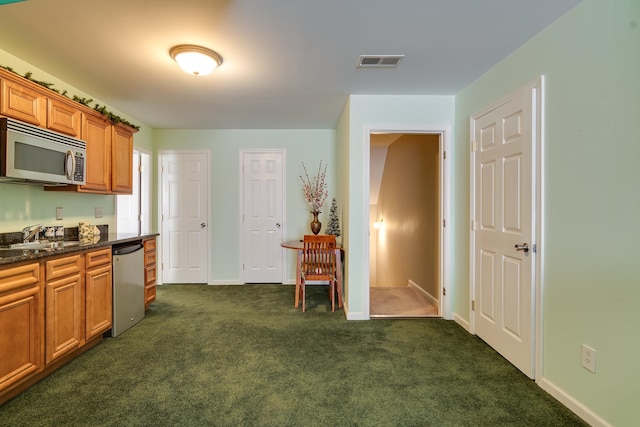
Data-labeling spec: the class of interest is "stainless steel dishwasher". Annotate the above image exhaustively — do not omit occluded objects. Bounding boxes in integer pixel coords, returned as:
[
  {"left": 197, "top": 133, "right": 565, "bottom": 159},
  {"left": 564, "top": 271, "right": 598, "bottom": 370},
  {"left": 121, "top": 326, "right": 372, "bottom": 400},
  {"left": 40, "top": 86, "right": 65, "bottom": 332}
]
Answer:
[{"left": 111, "top": 241, "right": 145, "bottom": 337}]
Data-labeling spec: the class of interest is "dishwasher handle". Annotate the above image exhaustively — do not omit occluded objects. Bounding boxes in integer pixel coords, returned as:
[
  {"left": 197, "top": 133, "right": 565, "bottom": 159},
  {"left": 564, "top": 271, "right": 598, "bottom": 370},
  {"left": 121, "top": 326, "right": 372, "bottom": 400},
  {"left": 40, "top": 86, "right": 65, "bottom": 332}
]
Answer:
[{"left": 112, "top": 242, "right": 144, "bottom": 256}]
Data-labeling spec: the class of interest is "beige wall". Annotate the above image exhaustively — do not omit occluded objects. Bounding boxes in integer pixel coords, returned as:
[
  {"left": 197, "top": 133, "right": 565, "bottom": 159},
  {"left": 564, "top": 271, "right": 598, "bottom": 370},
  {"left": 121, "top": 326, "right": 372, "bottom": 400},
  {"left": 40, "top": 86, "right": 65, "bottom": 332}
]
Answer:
[{"left": 373, "top": 134, "right": 439, "bottom": 298}]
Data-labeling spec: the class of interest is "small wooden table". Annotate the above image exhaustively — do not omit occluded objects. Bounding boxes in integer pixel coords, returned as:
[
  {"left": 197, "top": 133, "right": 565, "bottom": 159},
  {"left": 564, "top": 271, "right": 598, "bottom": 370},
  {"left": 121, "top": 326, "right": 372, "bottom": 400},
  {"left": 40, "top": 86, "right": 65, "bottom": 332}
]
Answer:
[{"left": 281, "top": 240, "right": 343, "bottom": 309}]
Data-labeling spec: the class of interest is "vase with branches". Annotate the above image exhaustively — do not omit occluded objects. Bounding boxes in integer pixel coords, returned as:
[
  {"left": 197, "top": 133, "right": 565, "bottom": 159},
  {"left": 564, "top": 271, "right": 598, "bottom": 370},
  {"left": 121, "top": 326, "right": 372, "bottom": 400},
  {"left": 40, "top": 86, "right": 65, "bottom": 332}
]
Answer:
[{"left": 300, "top": 161, "right": 329, "bottom": 234}]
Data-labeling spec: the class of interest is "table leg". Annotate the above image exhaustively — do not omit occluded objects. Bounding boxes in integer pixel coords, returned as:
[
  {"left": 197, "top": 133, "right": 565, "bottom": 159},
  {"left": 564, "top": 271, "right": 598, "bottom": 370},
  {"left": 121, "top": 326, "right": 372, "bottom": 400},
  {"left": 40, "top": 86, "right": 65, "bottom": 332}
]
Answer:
[{"left": 294, "top": 249, "right": 302, "bottom": 308}]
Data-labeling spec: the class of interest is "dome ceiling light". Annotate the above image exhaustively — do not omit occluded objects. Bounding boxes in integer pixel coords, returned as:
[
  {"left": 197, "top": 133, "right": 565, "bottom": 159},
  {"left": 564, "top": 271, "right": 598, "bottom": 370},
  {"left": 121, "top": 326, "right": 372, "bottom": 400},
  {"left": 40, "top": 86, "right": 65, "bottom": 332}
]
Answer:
[{"left": 169, "top": 44, "right": 223, "bottom": 76}]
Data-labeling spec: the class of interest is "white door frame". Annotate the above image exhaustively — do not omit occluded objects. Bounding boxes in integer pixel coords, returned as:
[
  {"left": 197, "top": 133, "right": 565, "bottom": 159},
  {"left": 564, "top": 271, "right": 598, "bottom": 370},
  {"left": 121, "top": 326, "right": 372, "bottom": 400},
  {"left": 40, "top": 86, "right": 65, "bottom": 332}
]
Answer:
[
  {"left": 364, "top": 124, "right": 452, "bottom": 320},
  {"left": 239, "top": 149, "right": 286, "bottom": 284},
  {"left": 469, "top": 76, "right": 544, "bottom": 379},
  {"left": 157, "top": 149, "right": 212, "bottom": 285}
]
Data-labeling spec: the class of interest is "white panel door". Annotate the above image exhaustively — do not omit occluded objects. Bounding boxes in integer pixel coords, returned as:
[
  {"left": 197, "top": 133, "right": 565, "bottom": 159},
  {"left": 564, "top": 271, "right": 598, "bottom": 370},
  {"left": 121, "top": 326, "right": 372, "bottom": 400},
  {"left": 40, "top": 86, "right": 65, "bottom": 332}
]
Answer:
[
  {"left": 473, "top": 87, "right": 535, "bottom": 378},
  {"left": 241, "top": 151, "right": 284, "bottom": 283},
  {"left": 161, "top": 152, "right": 209, "bottom": 283}
]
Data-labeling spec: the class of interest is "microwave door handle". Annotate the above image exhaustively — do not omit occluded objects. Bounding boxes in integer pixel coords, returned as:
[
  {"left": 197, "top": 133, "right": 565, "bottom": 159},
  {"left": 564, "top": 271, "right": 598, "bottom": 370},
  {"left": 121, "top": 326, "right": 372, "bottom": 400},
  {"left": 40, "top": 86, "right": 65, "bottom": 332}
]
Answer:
[{"left": 65, "top": 150, "right": 75, "bottom": 180}]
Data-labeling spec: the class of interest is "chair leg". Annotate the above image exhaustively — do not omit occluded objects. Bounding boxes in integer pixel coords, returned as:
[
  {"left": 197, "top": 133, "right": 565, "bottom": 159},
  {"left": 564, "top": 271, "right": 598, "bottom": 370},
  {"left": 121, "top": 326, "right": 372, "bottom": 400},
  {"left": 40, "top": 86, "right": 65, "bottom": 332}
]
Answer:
[
  {"left": 330, "top": 281, "right": 335, "bottom": 312},
  {"left": 301, "top": 281, "right": 306, "bottom": 312}
]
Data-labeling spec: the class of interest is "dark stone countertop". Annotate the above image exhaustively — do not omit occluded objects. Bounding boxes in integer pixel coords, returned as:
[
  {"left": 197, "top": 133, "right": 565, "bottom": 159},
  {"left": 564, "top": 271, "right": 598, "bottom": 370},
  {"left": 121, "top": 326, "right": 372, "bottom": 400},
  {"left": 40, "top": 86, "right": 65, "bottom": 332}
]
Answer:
[{"left": 0, "top": 232, "right": 159, "bottom": 266}]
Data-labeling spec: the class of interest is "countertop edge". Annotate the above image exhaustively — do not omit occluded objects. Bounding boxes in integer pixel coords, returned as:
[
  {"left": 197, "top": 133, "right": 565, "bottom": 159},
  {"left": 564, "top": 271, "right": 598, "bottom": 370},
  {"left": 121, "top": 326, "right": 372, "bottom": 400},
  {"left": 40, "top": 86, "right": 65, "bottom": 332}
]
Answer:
[{"left": 0, "top": 233, "right": 159, "bottom": 266}]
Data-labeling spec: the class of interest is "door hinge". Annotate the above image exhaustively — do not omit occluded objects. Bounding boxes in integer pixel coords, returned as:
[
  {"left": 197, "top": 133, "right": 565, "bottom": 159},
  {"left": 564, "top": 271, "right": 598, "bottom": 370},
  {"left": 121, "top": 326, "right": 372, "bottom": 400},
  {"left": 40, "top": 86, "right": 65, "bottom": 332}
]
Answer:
[
  {"left": 472, "top": 141, "right": 477, "bottom": 152},
  {"left": 472, "top": 300, "right": 475, "bottom": 311},
  {"left": 532, "top": 244, "right": 537, "bottom": 253},
  {"left": 443, "top": 150, "right": 447, "bottom": 160},
  {"left": 443, "top": 288, "right": 446, "bottom": 296},
  {"left": 443, "top": 219, "right": 446, "bottom": 228},
  {"left": 471, "top": 220, "right": 477, "bottom": 231}
]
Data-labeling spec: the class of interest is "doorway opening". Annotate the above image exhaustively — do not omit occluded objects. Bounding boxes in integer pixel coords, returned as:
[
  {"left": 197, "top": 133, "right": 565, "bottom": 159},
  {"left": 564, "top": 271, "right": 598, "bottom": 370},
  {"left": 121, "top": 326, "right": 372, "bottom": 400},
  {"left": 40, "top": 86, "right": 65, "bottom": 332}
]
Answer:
[
  {"left": 116, "top": 149, "right": 151, "bottom": 235},
  {"left": 369, "top": 132, "right": 445, "bottom": 318}
]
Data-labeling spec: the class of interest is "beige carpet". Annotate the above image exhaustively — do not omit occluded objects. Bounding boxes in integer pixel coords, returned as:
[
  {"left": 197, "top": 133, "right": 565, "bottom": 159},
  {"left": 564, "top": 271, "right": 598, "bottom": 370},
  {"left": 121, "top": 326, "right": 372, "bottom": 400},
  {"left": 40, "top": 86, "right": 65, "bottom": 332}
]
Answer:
[{"left": 370, "top": 286, "right": 439, "bottom": 318}]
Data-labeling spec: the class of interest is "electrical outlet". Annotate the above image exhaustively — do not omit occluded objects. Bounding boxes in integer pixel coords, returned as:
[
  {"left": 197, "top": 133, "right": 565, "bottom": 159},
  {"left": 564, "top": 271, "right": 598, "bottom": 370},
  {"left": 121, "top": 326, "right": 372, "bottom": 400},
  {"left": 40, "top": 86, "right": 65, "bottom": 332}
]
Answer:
[
  {"left": 56, "top": 207, "right": 63, "bottom": 220},
  {"left": 95, "top": 207, "right": 103, "bottom": 218},
  {"left": 582, "top": 344, "right": 596, "bottom": 373}
]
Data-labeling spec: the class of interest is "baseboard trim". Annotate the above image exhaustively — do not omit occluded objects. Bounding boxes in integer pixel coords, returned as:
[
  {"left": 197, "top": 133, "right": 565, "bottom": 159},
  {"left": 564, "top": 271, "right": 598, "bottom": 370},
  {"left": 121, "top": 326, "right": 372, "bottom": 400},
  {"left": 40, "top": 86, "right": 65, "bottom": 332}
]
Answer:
[
  {"left": 537, "top": 377, "right": 612, "bottom": 427},
  {"left": 408, "top": 280, "right": 439, "bottom": 305},
  {"left": 453, "top": 312, "right": 470, "bottom": 332},
  {"left": 208, "top": 280, "right": 243, "bottom": 285}
]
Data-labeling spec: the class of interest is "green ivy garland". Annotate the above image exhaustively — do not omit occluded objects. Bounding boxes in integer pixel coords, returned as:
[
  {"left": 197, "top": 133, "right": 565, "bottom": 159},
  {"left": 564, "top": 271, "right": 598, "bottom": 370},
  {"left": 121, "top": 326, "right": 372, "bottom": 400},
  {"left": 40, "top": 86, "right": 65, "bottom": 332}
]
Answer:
[{"left": 1, "top": 65, "right": 140, "bottom": 130}]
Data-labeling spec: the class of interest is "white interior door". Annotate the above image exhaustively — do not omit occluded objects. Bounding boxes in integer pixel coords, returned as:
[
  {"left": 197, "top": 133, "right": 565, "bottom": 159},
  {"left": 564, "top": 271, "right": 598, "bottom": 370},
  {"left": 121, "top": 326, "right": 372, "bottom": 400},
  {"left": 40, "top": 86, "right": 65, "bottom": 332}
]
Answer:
[
  {"left": 241, "top": 150, "right": 284, "bottom": 283},
  {"left": 472, "top": 83, "right": 538, "bottom": 378},
  {"left": 116, "top": 151, "right": 141, "bottom": 234},
  {"left": 161, "top": 151, "right": 210, "bottom": 284}
]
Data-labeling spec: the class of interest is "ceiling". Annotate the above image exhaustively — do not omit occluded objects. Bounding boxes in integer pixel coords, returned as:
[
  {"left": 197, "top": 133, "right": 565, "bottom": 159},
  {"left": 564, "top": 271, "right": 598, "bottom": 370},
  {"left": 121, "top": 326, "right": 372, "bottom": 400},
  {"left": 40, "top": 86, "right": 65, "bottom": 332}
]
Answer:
[{"left": 0, "top": 0, "right": 580, "bottom": 130}]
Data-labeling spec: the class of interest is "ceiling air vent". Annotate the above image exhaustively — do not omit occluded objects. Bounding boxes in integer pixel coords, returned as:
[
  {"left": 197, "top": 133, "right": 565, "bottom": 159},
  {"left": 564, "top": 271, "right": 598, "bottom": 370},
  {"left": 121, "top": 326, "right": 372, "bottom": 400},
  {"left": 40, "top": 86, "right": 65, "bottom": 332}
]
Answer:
[{"left": 358, "top": 55, "right": 404, "bottom": 68}]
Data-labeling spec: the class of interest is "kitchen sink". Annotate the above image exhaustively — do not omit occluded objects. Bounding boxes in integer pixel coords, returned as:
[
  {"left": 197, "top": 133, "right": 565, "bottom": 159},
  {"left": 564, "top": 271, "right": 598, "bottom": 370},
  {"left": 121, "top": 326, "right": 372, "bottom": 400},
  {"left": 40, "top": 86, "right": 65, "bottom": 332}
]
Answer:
[{"left": 0, "top": 241, "right": 82, "bottom": 250}]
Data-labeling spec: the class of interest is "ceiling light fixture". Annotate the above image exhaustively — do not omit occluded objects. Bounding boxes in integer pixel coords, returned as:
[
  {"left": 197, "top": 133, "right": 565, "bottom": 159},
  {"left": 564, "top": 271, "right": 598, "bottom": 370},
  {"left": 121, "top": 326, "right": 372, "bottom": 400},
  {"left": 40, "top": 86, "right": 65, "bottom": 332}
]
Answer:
[{"left": 169, "top": 44, "right": 222, "bottom": 76}]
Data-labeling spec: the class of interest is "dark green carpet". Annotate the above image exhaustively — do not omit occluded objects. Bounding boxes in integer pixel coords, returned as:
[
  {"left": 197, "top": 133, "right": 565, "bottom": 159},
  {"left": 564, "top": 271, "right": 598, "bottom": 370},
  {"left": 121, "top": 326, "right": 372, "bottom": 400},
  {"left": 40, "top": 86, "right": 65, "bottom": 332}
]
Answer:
[{"left": 0, "top": 284, "right": 587, "bottom": 427}]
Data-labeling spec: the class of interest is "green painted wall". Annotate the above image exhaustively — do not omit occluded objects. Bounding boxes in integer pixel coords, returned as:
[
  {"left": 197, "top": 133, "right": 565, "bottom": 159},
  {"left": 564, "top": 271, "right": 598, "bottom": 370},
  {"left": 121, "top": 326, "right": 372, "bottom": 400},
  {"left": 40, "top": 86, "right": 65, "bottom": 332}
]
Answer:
[
  {"left": 0, "top": 49, "right": 155, "bottom": 234},
  {"left": 454, "top": 1, "right": 639, "bottom": 425},
  {"left": 153, "top": 129, "right": 336, "bottom": 283}
]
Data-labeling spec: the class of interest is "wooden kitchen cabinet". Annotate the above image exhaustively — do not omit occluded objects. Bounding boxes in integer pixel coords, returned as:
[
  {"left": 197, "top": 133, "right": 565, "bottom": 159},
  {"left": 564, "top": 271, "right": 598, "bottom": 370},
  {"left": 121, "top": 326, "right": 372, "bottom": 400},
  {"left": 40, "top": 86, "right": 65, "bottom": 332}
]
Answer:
[
  {"left": 0, "top": 77, "right": 46, "bottom": 126},
  {"left": 111, "top": 124, "right": 134, "bottom": 194},
  {"left": 84, "top": 248, "right": 112, "bottom": 340},
  {"left": 0, "top": 262, "right": 43, "bottom": 395},
  {"left": 0, "top": 68, "right": 136, "bottom": 195},
  {"left": 47, "top": 98, "right": 82, "bottom": 137},
  {"left": 143, "top": 238, "right": 157, "bottom": 310},
  {"left": 44, "top": 254, "right": 83, "bottom": 365},
  {"left": 80, "top": 114, "right": 112, "bottom": 192}
]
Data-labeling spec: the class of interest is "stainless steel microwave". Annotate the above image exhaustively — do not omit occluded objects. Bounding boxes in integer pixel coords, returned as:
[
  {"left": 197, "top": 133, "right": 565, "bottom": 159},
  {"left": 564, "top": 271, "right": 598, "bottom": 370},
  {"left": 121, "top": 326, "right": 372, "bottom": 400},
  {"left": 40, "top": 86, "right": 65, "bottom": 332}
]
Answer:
[{"left": 0, "top": 117, "right": 86, "bottom": 186}]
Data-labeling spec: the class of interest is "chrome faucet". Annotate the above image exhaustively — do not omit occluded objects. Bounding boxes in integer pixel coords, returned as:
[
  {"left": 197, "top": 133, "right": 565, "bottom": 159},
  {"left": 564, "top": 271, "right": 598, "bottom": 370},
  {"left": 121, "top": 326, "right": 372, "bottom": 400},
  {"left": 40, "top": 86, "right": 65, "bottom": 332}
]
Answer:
[{"left": 22, "top": 224, "right": 43, "bottom": 243}]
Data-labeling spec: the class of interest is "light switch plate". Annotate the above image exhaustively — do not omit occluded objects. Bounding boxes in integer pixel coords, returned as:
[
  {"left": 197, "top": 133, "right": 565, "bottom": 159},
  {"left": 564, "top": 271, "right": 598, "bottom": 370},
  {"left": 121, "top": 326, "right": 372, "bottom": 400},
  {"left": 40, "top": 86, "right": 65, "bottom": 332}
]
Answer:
[
  {"left": 56, "top": 207, "right": 63, "bottom": 220},
  {"left": 95, "top": 207, "right": 103, "bottom": 218}
]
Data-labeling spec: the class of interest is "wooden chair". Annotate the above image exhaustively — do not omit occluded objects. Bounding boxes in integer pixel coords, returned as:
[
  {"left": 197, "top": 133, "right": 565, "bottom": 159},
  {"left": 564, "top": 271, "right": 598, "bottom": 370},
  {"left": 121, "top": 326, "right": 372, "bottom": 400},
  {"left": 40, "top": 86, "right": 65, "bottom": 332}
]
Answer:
[{"left": 297, "top": 234, "right": 340, "bottom": 312}]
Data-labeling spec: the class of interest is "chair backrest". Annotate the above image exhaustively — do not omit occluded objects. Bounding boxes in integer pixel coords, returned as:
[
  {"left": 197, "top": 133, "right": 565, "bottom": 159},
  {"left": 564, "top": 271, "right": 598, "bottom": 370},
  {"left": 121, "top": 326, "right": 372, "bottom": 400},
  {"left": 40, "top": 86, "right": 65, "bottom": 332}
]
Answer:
[{"left": 302, "top": 234, "right": 337, "bottom": 280}]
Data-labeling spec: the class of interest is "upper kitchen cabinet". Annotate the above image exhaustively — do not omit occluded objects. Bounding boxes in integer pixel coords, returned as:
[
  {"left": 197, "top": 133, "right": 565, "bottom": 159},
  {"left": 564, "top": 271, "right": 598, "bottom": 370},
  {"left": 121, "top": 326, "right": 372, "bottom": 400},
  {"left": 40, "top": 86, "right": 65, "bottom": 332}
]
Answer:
[
  {"left": 79, "top": 114, "right": 112, "bottom": 193},
  {"left": 1, "top": 67, "right": 137, "bottom": 195},
  {"left": 111, "top": 124, "right": 134, "bottom": 194},
  {"left": 0, "top": 77, "right": 46, "bottom": 126},
  {"left": 47, "top": 98, "right": 82, "bottom": 138}
]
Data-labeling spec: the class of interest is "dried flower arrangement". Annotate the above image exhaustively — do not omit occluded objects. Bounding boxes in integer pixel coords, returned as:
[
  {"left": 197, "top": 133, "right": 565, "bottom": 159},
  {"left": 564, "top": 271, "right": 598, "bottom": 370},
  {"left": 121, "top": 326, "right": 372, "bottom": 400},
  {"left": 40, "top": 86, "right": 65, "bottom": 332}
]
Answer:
[{"left": 300, "top": 161, "right": 329, "bottom": 212}]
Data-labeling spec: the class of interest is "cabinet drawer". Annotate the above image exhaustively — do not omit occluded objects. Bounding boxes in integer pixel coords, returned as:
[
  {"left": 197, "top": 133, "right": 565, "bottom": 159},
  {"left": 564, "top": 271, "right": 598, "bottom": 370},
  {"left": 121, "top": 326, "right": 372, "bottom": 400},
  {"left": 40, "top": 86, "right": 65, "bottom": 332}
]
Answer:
[
  {"left": 85, "top": 248, "right": 112, "bottom": 270},
  {"left": 145, "top": 264, "right": 156, "bottom": 285},
  {"left": 0, "top": 262, "right": 40, "bottom": 295},
  {"left": 45, "top": 255, "right": 82, "bottom": 281},
  {"left": 143, "top": 238, "right": 156, "bottom": 253},
  {"left": 143, "top": 250, "right": 156, "bottom": 267},
  {"left": 144, "top": 284, "right": 156, "bottom": 306}
]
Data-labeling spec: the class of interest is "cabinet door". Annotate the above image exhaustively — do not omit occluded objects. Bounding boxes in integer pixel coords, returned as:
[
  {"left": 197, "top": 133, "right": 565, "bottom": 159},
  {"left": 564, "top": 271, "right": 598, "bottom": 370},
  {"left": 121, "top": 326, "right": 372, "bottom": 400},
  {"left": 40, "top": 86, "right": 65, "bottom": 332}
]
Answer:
[
  {"left": 45, "top": 273, "right": 83, "bottom": 364},
  {"left": 85, "top": 248, "right": 112, "bottom": 340},
  {"left": 85, "top": 265, "right": 112, "bottom": 340},
  {"left": 0, "top": 263, "right": 42, "bottom": 394},
  {"left": 111, "top": 124, "right": 134, "bottom": 194},
  {"left": 47, "top": 98, "right": 81, "bottom": 137},
  {"left": 0, "top": 78, "right": 46, "bottom": 126},
  {"left": 81, "top": 114, "right": 112, "bottom": 192}
]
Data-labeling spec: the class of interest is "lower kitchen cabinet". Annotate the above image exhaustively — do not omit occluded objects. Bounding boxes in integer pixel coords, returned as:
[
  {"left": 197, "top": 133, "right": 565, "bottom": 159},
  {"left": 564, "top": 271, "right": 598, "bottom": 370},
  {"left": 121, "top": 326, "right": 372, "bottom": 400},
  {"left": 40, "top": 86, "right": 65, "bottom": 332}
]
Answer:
[
  {"left": 44, "top": 254, "right": 83, "bottom": 364},
  {"left": 0, "top": 262, "right": 43, "bottom": 395},
  {"left": 143, "top": 238, "right": 157, "bottom": 310},
  {"left": 85, "top": 248, "right": 112, "bottom": 340}
]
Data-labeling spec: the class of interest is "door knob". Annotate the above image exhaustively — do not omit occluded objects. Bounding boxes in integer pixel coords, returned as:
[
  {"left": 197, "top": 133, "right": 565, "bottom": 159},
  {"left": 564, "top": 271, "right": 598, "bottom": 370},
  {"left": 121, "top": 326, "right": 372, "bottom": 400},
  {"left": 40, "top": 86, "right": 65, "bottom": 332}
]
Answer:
[
  {"left": 515, "top": 243, "right": 529, "bottom": 253},
  {"left": 276, "top": 223, "right": 281, "bottom": 228},
  {"left": 201, "top": 223, "right": 206, "bottom": 228}
]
